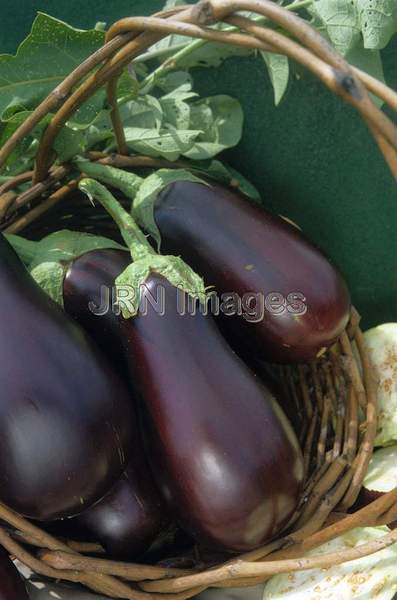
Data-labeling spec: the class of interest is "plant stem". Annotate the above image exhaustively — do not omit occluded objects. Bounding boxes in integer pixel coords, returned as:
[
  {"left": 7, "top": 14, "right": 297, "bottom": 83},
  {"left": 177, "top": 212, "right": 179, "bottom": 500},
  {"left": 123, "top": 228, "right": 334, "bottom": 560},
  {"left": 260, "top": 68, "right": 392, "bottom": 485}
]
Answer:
[
  {"left": 78, "top": 179, "right": 155, "bottom": 262},
  {"left": 75, "top": 159, "right": 144, "bottom": 201},
  {"left": 139, "top": 0, "right": 314, "bottom": 91}
]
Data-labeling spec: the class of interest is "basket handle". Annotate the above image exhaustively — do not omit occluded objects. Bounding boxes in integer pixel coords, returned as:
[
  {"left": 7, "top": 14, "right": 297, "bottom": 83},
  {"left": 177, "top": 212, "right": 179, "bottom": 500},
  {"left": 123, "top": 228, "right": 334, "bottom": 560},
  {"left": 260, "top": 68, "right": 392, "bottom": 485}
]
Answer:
[{"left": 1, "top": 0, "right": 397, "bottom": 183}]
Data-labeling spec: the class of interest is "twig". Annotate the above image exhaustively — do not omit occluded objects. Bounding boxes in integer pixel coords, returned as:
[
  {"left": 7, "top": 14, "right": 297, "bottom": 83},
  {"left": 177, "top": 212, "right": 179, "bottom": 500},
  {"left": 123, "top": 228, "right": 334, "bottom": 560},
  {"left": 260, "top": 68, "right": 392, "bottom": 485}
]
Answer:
[
  {"left": 89, "top": 151, "right": 190, "bottom": 170},
  {"left": 0, "top": 171, "right": 33, "bottom": 195},
  {"left": 39, "top": 550, "right": 195, "bottom": 581},
  {"left": 342, "top": 384, "right": 359, "bottom": 462},
  {"left": 294, "top": 457, "right": 347, "bottom": 526},
  {"left": 107, "top": 76, "right": 129, "bottom": 155},
  {"left": 138, "top": 527, "right": 397, "bottom": 593},
  {"left": 0, "top": 38, "right": 133, "bottom": 172},
  {"left": 0, "top": 527, "right": 147, "bottom": 600},
  {"left": 316, "top": 395, "right": 331, "bottom": 467},
  {"left": 3, "top": 176, "right": 82, "bottom": 234},
  {"left": 33, "top": 12, "right": 269, "bottom": 182},
  {"left": 0, "top": 192, "right": 17, "bottom": 220},
  {"left": 339, "top": 328, "right": 378, "bottom": 508},
  {"left": 10, "top": 530, "right": 104, "bottom": 555},
  {"left": 302, "top": 407, "right": 318, "bottom": 479},
  {"left": 339, "top": 331, "right": 366, "bottom": 410}
]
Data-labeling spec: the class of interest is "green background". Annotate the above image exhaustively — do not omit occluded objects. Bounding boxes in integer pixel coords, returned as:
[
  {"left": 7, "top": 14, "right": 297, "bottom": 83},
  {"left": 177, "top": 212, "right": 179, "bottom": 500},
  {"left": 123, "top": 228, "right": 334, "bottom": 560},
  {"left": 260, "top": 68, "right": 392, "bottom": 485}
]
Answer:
[{"left": 1, "top": 0, "right": 396, "bottom": 329}]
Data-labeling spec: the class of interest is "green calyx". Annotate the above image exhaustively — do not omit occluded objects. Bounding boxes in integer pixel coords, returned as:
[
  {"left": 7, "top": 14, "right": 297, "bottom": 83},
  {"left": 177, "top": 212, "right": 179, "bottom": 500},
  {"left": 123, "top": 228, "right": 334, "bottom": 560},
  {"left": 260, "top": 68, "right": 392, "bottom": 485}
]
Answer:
[
  {"left": 115, "top": 255, "right": 206, "bottom": 319},
  {"left": 6, "top": 229, "right": 126, "bottom": 306},
  {"left": 79, "top": 178, "right": 206, "bottom": 318},
  {"left": 132, "top": 168, "right": 208, "bottom": 250}
]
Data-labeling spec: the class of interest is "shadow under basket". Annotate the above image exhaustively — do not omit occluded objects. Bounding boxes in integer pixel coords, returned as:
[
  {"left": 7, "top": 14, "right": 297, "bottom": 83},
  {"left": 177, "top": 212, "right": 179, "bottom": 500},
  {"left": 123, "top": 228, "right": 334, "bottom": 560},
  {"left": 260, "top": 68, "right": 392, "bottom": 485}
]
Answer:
[{"left": 1, "top": 1, "right": 397, "bottom": 598}]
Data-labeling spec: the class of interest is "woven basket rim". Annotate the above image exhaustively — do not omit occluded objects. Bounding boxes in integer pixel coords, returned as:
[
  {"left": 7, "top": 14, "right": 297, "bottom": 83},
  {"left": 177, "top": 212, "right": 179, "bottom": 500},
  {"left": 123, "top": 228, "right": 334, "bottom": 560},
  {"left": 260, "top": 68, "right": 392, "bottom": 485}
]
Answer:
[{"left": 0, "top": 1, "right": 396, "bottom": 598}]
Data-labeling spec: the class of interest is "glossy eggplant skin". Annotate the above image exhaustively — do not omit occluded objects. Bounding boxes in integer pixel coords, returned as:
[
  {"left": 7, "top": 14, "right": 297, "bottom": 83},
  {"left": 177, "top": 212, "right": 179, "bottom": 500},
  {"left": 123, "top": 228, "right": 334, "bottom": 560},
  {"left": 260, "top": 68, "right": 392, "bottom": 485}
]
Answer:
[
  {"left": 154, "top": 181, "right": 351, "bottom": 363},
  {"left": 63, "top": 249, "right": 168, "bottom": 559},
  {"left": 63, "top": 249, "right": 131, "bottom": 379},
  {"left": 63, "top": 249, "right": 303, "bottom": 552},
  {"left": 71, "top": 459, "right": 167, "bottom": 560},
  {"left": 0, "top": 549, "right": 29, "bottom": 600},
  {"left": 122, "top": 274, "right": 304, "bottom": 552},
  {"left": 0, "top": 234, "right": 136, "bottom": 521}
]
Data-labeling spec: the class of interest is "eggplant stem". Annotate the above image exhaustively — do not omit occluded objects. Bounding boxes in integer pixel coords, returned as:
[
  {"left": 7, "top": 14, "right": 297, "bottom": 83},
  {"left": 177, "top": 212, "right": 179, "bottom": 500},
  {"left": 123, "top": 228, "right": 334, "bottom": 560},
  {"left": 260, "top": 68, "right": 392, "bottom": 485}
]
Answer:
[{"left": 78, "top": 178, "right": 155, "bottom": 261}]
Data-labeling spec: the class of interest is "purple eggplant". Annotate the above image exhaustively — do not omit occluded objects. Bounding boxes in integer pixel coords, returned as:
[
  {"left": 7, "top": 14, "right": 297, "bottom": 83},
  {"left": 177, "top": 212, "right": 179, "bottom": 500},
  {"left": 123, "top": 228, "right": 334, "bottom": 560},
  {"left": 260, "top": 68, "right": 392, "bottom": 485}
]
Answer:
[
  {"left": 120, "top": 273, "right": 304, "bottom": 551},
  {"left": 0, "top": 233, "right": 136, "bottom": 521},
  {"left": 153, "top": 181, "right": 351, "bottom": 363},
  {"left": 63, "top": 248, "right": 131, "bottom": 378},
  {"left": 57, "top": 460, "right": 167, "bottom": 560},
  {"left": 0, "top": 549, "right": 29, "bottom": 600},
  {"left": 58, "top": 249, "right": 167, "bottom": 559},
  {"left": 33, "top": 178, "right": 305, "bottom": 553},
  {"left": 63, "top": 244, "right": 304, "bottom": 552}
]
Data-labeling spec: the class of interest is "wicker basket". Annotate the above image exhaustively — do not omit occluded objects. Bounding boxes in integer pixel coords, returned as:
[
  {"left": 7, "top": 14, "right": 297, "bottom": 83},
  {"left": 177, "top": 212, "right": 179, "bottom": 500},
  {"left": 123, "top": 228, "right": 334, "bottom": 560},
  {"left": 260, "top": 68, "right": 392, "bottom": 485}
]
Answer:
[{"left": 1, "top": 1, "right": 397, "bottom": 598}]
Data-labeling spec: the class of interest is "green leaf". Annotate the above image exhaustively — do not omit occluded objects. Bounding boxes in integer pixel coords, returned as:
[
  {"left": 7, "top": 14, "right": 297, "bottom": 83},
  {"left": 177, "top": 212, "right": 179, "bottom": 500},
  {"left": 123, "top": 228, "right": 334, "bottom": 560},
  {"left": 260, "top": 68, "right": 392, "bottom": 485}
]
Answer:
[
  {"left": 183, "top": 96, "right": 244, "bottom": 160},
  {"left": 163, "top": 0, "right": 186, "bottom": 7},
  {"left": 160, "top": 97, "right": 191, "bottom": 129},
  {"left": 115, "top": 254, "right": 206, "bottom": 319},
  {"left": 117, "top": 68, "right": 140, "bottom": 102},
  {"left": 54, "top": 126, "right": 85, "bottom": 161},
  {"left": 146, "top": 7, "right": 194, "bottom": 59},
  {"left": 124, "top": 126, "right": 202, "bottom": 161},
  {"left": 67, "top": 92, "right": 106, "bottom": 129},
  {"left": 0, "top": 110, "right": 85, "bottom": 171},
  {"left": 0, "top": 110, "right": 37, "bottom": 170},
  {"left": 260, "top": 51, "right": 290, "bottom": 105},
  {"left": 156, "top": 71, "right": 196, "bottom": 99},
  {"left": 133, "top": 169, "right": 208, "bottom": 249},
  {"left": 0, "top": 13, "right": 104, "bottom": 121},
  {"left": 201, "top": 160, "right": 261, "bottom": 201},
  {"left": 2, "top": 100, "right": 29, "bottom": 121},
  {"left": 5, "top": 234, "right": 38, "bottom": 264},
  {"left": 176, "top": 40, "right": 252, "bottom": 69},
  {"left": 357, "top": 0, "right": 397, "bottom": 49},
  {"left": 84, "top": 95, "right": 164, "bottom": 151},
  {"left": 311, "top": 0, "right": 361, "bottom": 55},
  {"left": 84, "top": 109, "right": 114, "bottom": 148},
  {"left": 121, "top": 96, "right": 163, "bottom": 130},
  {"left": 94, "top": 22, "right": 107, "bottom": 32},
  {"left": 28, "top": 230, "right": 126, "bottom": 305}
]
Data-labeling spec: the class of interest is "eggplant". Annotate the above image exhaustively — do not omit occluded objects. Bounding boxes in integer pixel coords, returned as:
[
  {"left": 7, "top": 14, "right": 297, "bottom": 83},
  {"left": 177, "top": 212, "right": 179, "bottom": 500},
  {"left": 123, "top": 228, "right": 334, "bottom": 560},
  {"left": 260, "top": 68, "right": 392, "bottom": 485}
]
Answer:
[
  {"left": 55, "top": 249, "right": 167, "bottom": 559},
  {"left": 63, "top": 248, "right": 131, "bottom": 379},
  {"left": 59, "top": 460, "right": 167, "bottom": 560},
  {"left": 121, "top": 273, "right": 304, "bottom": 551},
  {"left": 0, "top": 549, "right": 29, "bottom": 600},
  {"left": 63, "top": 242, "right": 304, "bottom": 551},
  {"left": 153, "top": 181, "right": 351, "bottom": 363},
  {"left": 32, "top": 179, "right": 304, "bottom": 553},
  {"left": 0, "top": 233, "right": 136, "bottom": 521},
  {"left": 80, "top": 179, "right": 306, "bottom": 552}
]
